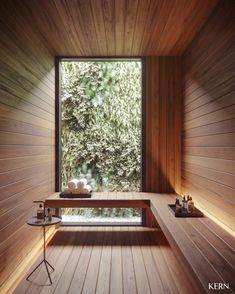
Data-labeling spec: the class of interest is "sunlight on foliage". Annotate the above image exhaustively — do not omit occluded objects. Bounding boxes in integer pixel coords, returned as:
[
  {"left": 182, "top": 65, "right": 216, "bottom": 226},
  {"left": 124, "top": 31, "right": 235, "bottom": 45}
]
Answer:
[
  {"left": 61, "top": 61, "right": 141, "bottom": 191},
  {"left": 61, "top": 61, "right": 142, "bottom": 218}
]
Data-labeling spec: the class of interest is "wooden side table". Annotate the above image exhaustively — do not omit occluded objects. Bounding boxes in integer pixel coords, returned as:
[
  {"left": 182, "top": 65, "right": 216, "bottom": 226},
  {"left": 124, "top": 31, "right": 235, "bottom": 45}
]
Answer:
[{"left": 26, "top": 216, "right": 61, "bottom": 284}]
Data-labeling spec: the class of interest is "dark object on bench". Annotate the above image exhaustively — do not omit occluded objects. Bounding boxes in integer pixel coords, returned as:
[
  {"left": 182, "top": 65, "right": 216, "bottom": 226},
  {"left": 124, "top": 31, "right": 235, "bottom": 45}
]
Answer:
[
  {"left": 59, "top": 192, "right": 92, "bottom": 198},
  {"left": 168, "top": 204, "right": 203, "bottom": 217}
]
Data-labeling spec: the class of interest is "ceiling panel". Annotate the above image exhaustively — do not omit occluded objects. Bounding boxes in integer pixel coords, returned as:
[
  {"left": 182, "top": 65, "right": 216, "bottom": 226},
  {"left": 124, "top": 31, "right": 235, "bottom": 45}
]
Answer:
[{"left": 0, "top": 0, "right": 219, "bottom": 56}]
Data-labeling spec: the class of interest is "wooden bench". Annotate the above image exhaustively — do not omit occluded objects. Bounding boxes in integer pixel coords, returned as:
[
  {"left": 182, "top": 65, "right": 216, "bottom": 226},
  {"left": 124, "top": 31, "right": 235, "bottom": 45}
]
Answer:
[{"left": 45, "top": 192, "right": 235, "bottom": 293}]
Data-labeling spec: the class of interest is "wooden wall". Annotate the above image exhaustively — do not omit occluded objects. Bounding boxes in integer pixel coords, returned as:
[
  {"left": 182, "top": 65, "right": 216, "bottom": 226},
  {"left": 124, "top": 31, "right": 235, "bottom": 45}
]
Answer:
[
  {"left": 144, "top": 57, "right": 182, "bottom": 193},
  {"left": 182, "top": 0, "right": 235, "bottom": 233},
  {"left": 0, "top": 2, "right": 55, "bottom": 292}
]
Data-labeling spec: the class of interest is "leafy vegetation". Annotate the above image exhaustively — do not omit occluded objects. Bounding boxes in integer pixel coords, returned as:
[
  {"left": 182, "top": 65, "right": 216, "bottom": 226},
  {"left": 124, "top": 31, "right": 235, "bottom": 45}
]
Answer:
[{"left": 61, "top": 61, "right": 142, "bottom": 218}]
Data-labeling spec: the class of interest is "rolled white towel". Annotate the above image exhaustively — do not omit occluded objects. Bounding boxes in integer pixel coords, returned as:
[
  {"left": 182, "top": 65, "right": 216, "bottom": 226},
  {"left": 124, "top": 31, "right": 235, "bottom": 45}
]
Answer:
[
  {"left": 63, "top": 187, "right": 73, "bottom": 194},
  {"left": 68, "top": 179, "right": 79, "bottom": 189},
  {"left": 77, "top": 178, "right": 87, "bottom": 190},
  {"left": 72, "top": 188, "right": 80, "bottom": 194},
  {"left": 81, "top": 184, "right": 91, "bottom": 194}
]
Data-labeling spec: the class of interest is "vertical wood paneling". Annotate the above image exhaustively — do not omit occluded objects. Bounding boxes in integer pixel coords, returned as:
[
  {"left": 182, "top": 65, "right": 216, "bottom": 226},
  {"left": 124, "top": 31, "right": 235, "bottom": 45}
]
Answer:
[
  {"left": 144, "top": 57, "right": 181, "bottom": 193},
  {"left": 182, "top": 0, "right": 235, "bottom": 232},
  {"left": 0, "top": 1, "right": 55, "bottom": 292}
]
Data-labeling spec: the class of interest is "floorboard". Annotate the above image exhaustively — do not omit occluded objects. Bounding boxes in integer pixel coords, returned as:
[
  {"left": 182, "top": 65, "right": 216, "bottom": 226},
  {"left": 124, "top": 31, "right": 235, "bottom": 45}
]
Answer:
[{"left": 14, "top": 226, "right": 199, "bottom": 294}]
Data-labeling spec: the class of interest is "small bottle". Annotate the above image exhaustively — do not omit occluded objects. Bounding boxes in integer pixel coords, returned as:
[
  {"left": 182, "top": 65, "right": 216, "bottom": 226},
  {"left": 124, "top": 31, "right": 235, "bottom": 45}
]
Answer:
[
  {"left": 37, "top": 204, "right": 44, "bottom": 220},
  {"left": 47, "top": 208, "right": 52, "bottom": 222},
  {"left": 175, "top": 198, "right": 182, "bottom": 213},
  {"left": 187, "top": 197, "right": 194, "bottom": 213},
  {"left": 186, "top": 195, "right": 190, "bottom": 210},
  {"left": 182, "top": 196, "right": 186, "bottom": 210}
]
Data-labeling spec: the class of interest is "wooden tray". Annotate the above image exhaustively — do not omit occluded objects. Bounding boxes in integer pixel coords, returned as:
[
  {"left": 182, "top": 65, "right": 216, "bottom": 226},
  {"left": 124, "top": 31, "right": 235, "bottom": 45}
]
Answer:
[
  {"left": 168, "top": 204, "right": 203, "bottom": 217},
  {"left": 59, "top": 192, "right": 92, "bottom": 198}
]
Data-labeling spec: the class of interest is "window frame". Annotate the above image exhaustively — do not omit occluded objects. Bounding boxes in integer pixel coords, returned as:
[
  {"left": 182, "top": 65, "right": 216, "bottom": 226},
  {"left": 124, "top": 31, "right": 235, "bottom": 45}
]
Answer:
[{"left": 55, "top": 57, "right": 146, "bottom": 225}]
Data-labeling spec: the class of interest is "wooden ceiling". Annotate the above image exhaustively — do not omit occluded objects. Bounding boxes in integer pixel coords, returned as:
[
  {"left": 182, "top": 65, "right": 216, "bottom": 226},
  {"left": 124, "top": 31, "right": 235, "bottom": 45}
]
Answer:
[{"left": 0, "top": 0, "right": 218, "bottom": 56}]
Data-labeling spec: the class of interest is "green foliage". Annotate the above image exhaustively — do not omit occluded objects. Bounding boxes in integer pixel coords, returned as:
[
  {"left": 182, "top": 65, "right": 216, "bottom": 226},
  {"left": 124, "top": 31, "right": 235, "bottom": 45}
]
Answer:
[
  {"left": 61, "top": 207, "right": 141, "bottom": 218},
  {"left": 61, "top": 61, "right": 141, "bottom": 192},
  {"left": 61, "top": 61, "right": 142, "bottom": 218}
]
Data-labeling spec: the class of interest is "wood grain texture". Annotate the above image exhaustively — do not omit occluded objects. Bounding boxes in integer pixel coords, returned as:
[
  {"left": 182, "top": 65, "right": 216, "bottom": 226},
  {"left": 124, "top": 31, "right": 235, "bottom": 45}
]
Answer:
[
  {"left": 13, "top": 226, "right": 200, "bottom": 294},
  {"left": 182, "top": 0, "right": 235, "bottom": 232},
  {"left": 0, "top": 1, "right": 55, "bottom": 292},
  {"left": 144, "top": 57, "right": 182, "bottom": 193},
  {"left": 0, "top": 0, "right": 218, "bottom": 56},
  {"left": 149, "top": 193, "right": 235, "bottom": 294}
]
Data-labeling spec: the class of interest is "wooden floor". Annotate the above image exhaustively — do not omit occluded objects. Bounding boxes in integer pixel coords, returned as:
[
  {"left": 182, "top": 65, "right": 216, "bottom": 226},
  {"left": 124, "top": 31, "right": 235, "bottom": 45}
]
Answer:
[{"left": 14, "top": 226, "right": 201, "bottom": 294}]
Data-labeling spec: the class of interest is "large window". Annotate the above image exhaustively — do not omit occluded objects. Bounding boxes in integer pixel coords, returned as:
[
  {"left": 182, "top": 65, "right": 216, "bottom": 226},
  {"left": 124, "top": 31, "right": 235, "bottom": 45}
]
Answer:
[{"left": 58, "top": 58, "right": 143, "bottom": 224}]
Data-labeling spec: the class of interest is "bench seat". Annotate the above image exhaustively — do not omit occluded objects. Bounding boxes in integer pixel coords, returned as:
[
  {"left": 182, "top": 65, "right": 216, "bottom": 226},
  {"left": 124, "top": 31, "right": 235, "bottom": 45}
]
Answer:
[{"left": 45, "top": 192, "right": 235, "bottom": 293}]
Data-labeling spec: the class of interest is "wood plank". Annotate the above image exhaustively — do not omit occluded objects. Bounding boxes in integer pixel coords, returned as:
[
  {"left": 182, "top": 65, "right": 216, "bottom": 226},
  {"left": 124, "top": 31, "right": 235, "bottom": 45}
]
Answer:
[
  {"left": 150, "top": 194, "right": 225, "bottom": 293},
  {"left": 0, "top": 172, "right": 55, "bottom": 215},
  {"left": 199, "top": 217, "right": 235, "bottom": 249},
  {"left": 148, "top": 225, "right": 180, "bottom": 294},
  {"left": 0, "top": 76, "right": 55, "bottom": 113},
  {"left": 0, "top": 203, "right": 53, "bottom": 246},
  {"left": 184, "top": 105, "right": 235, "bottom": 130},
  {"left": 45, "top": 195, "right": 150, "bottom": 209},
  {"left": 185, "top": 90, "right": 234, "bottom": 115},
  {"left": 23, "top": 229, "right": 70, "bottom": 294},
  {"left": 0, "top": 51, "right": 54, "bottom": 99},
  {"left": 81, "top": 226, "right": 104, "bottom": 294},
  {"left": 135, "top": 227, "right": 165, "bottom": 293},
  {"left": 0, "top": 155, "right": 54, "bottom": 173},
  {"left": 14, "top": 225, "right": 218, "bottom": 294},
  {"left": 0, "top": 118, "right": 54, "bottom": 138},
  {"left": 39, "top": 229, "right": 79, "bottom": 294},
  {"left": 121, "top": 226, "right": 137, "bottom": 294},
  {"left": 0, "top": 145, "right": 54, "bottom": 159},
  {"left": 0, "top": 103, "right": 54, "bottom": 130},
  {"left": 184, "top": 93, "right": 235, "bottom": 121},
  {"left": 102, "top": 0, "right": 115, "bottom": 55},
  {"left": 181, "top": 219, "right": 235, "bottom": 291},
  {"left": 181, "top": 170, "right": 235, "bottom": 205},
  {"left": 0, "top": 1, "right": 55, "bottom": 290},
  {"left": 155, "top": 231, "right": 201, "bottom": 294},
  {"left": 145, "top": 57, "right": 181, "bottom": 193},
  {"left": 110, "top": 226, "right": 123, "bottom": 294},
  {"left": 52, "top": 228, "right": 88, "bottom": 294},
  {"left": 183, "top": 119, "right": 235, "bottom": 138},
  {"left": 131, "top": 0, "right": 151, "bottom": 55},
  {"left": 183, "top": 155, "right": 235, "bottom": 174},
  {"left": 123, "top": 0, "right": 138, "bottom": 55},
  {"left": 187, "top": 218, "right": 235, "bottom": 266},
  {"left": 184, "top": 146, "right": 235, "bottom": 160},
  {"left": 0, "top": 224, "right": 55, "bottom": 287},
  {"left": 0, "top": 132, "right": 54, "bottom": 146},
  {"left": 114, "top": 0, "right": 125, "bottom": 55},
  {"left": 184, "top": 133, "right": 235, "bottom": 147},
  {"left": 13, "top": 229, "right": 64, "bottom": 294},
  {"left": 95, "top": 226, "right": 112, "bottom": 294},
  {"left": 181, "top": 181, "right": 235, "bottom": 231},
  {"left": 182, "top": 162, "right": 235, "bottom": 189},
  {"left": 0, "top": 171, "right": 54, "bottom": 203},
  {"left": 0, "top": 89, "right": 55, "bottom": 121},
  {"left": 130, "top": 226, "right": 151, "bottom": 294},
  {"left": 0, "top": 179, "right": 54, "bottom": 231},
  {"left": 67, "top": 227, "right": 97, "bottom": 294},
  {"left": 0, "top": 162, "right": 54, "bottom": 187}
]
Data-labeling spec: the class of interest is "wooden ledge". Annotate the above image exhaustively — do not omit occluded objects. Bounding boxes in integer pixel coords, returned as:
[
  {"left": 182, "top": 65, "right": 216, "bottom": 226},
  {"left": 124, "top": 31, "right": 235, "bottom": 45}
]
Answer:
[{"left": 45, "top": 192, "right": 151, "bottom": 208}]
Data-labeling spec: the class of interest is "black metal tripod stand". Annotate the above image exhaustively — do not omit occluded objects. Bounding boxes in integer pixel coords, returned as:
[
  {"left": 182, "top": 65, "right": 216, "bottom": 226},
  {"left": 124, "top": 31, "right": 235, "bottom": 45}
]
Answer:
[{"left": 26, "top": 225, "right": 55, "bottom": 284}]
